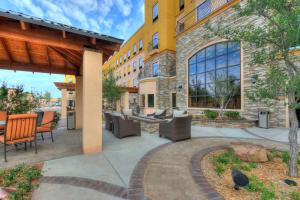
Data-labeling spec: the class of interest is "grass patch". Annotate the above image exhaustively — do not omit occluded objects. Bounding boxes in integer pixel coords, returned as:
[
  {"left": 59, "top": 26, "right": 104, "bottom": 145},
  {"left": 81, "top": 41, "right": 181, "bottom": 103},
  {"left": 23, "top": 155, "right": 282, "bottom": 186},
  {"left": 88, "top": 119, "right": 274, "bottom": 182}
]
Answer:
[
  {"left": 212, "top": 150, "right": 257, "bottom": 176},
  {"left": 247, "top": 175, "right": 276, "bottom": 200},
  {"left": 290, "top": 191, "right": 300, "bottom": 200},
  {"left": 0, "top": 164, "right": 42, "bottom": 200}
]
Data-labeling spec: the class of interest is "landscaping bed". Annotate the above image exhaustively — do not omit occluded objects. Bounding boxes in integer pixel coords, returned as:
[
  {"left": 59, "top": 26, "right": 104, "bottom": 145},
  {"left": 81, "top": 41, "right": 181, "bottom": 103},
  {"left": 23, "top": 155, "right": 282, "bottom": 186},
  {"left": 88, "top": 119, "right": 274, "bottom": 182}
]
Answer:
[
  {"left": 0, "top": 164, "right": 43, "bottom": 200},
  {"left": 201, "top": 148, "right": 300, "bottom": 200}
]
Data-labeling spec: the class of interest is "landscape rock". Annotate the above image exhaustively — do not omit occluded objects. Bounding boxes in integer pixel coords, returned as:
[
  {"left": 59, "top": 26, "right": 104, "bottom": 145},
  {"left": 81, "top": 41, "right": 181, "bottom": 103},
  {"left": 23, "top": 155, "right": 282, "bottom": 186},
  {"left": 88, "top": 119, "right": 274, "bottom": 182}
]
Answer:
[{"left": 230, "top": 142, "right": 268, "bottom": 163}]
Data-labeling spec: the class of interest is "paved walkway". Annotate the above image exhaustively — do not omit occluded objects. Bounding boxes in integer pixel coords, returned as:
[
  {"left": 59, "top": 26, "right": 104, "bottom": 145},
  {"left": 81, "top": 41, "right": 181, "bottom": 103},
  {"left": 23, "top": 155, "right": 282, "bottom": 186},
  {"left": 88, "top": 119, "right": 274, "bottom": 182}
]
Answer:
[{"left": 32, "top": 126, "right": 297, "bottom": 200}]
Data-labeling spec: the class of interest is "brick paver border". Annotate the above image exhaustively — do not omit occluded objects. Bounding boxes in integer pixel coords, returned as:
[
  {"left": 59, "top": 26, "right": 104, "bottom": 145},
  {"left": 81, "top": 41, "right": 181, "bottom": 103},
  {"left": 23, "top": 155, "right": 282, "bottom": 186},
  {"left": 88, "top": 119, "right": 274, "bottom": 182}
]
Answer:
[
  {"left": 40, "top": 176, "right": 128, "bottom": 199},
  {"left": 190, "top": 145, "right": 229, "bottom": 200}
]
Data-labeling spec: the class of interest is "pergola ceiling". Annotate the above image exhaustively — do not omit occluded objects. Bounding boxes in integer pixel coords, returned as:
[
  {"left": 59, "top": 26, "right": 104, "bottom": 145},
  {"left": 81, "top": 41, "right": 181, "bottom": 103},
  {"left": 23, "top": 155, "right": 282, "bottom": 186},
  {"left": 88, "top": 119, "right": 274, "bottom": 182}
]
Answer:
[{"left": 0, "top": 10, "right": 123, "bottom": 75}]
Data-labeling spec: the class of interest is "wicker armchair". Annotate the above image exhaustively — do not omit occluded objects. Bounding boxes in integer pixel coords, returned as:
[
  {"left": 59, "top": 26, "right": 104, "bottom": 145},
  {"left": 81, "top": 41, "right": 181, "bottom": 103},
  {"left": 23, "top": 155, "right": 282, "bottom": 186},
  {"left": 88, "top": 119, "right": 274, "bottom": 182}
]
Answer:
[
  {"left": 112, "top": 115, "right": 141, "bottom": 139},
  {"left": 159, "top": 115, "right": 192, "bottom": 142},
  {"left": 104, "top": 112, "right": 113, "bottom": 131}
]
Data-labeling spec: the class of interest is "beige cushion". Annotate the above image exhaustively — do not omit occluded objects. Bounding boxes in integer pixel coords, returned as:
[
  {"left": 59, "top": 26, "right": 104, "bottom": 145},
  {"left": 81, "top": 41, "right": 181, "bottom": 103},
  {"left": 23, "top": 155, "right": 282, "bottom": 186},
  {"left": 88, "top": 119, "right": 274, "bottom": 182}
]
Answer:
[
  {"left": 123, "top": 109, "right": 133, "bottom": 116},
  {"left": 175, "top": 114, "right": 188, "bottom": 118},
  {"left": 155, "top": 109, "right": 164, "bottom": 115},
  {"left": 112, "top": 112, "right": 125, "bottom": 120},
  {"left": 173, "top": 110, "right": 186, "bottom": 117}
]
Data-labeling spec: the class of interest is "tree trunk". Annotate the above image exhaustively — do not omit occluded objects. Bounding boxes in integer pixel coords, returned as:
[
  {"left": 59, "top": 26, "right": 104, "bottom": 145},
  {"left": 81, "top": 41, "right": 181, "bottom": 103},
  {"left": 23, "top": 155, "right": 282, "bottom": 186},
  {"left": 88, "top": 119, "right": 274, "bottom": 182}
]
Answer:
[
  {"left": 288, "top": 92, "right": 299, "bottom": 177},
  {"left": 220, "top": 99, "right": 225, "bottom": 118}
]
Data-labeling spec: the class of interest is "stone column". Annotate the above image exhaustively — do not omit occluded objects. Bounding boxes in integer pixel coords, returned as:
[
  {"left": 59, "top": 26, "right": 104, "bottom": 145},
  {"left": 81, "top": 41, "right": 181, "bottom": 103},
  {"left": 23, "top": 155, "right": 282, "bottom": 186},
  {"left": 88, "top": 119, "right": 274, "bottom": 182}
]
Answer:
[
  {"left": 61, "top": 89, "right": 68, "bottom": 118},
  {"left": 75, "top": 76, "right": 83, "bottom": 129},
  {"left": 82, "top": 49, "right": 103, "bottom": 154}
]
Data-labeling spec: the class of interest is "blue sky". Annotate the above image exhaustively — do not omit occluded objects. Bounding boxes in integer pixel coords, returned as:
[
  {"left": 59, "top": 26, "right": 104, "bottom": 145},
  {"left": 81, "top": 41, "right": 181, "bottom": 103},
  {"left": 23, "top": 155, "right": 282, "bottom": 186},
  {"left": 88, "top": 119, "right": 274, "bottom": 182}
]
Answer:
[{"left": 0, "top": 0, "right": 145, "bottom": 98}]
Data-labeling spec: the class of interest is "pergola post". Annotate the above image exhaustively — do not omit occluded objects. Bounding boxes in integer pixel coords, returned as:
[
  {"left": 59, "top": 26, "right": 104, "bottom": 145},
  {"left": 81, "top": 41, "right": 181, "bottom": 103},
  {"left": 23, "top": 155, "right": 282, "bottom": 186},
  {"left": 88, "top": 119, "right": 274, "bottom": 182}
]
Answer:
[
  {"left": 75, "top": 76, "right": 83, "bottom": 129},
  {"left": 61, "top": 89, "right": 68, "bottom": 118},
  {"left": 82, "top": 48, "right": 103, "bottom": 154}
]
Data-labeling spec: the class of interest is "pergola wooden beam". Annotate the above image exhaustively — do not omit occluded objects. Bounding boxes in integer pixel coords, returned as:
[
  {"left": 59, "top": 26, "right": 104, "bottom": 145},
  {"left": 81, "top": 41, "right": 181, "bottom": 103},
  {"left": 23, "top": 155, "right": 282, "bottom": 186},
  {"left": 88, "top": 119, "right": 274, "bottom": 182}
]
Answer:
[
  {"left": 20, "top": 21, "right": 30, "bottom": 30},
  {"left": 49, "top": 46, "right": 80, "bottom": 68},
  {"left": 24, "top": 42, "right": 32, "bottom": 64},
  {"left": 0, "top": 60, "right": 76, "bottom": 75},
  {"left": 0, "top": 37, "right": 13, "bottom": 62},
  {"left": 0, "top": 21, "right": 121, "bottom": 52}
]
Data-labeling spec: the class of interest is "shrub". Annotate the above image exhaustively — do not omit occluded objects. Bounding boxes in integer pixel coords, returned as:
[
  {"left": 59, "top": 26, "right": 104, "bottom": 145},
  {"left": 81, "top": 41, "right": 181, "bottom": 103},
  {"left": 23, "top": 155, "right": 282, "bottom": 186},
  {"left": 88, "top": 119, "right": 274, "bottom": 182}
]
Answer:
[
  {"left": 215, "top": 163, "right": 226, "bottom": 176},
  {"left": 290, "top": 191, "right": 300, "bottom": 200},
  {"left": 224, "top": 111, "right": 240, "bottom": 120},
  {"left": 204, "top": 110, "right": 218, "bottom": 120}
]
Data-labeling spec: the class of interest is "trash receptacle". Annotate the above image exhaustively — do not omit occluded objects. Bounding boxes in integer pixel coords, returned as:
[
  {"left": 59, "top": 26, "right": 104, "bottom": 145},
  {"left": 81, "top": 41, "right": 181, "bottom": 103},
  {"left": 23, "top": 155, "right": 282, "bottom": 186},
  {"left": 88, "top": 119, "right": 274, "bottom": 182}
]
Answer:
[
  {"left": 67, "top": 111, "right": 76, "bottom": 130},
  {"left": 258, "top": 111, "right": 269, "bottom": 129}
]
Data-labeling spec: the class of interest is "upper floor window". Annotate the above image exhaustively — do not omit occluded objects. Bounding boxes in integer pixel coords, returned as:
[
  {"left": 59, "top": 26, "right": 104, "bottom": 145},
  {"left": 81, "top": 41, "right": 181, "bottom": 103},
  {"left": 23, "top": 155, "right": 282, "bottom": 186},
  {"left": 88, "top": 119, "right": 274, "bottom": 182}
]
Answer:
[
  {"left": 124, "top": 54, "right": 127, "bottom": 62},
  {"left": 152, "top": 62, "right": 159, "bottom": 77},
  {"left": 197, "top": 0, "right": 211, "bottom": 21},
  {"left": 116, "top": 60, "right": 118, "bottom": 66},
  {"left": 133, "top": 44, "right": 137, "bottom": 54},
  {"left": 133, "top": 79, "right": 138, "bottom": 87},
  {"left": 133, "top": 61, "right": 137, "bottom": 71},
  {"left": 152, "top": 3, "right": 158, "bottom": 22},
  {"left": 128, "top": 50, "right": 131, "bottom": 59},
  {"left": 139, "top": 57, "right": 143, "bottom": 68},
  {"left": 152, "top": 32, "right": 159, "bottom": 49},
  {"left": 179, "top": 0, "right": 184, "bottom": 11},
  {"left": 139, "top": 39, "right": 143, "bottom": 50},
  {"left": 188, "top": 41, "right": 241, "bottom": 109},
  {"left": 120, "top": 57, "right": 122, "bottom": 64}
]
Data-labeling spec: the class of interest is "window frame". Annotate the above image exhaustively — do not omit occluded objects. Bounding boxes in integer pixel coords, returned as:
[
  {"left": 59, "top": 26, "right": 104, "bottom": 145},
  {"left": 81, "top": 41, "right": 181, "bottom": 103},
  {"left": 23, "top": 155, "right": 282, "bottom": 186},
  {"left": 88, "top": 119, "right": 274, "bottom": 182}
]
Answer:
[
  {"left": 152, "top": 3, "right": 158, "bottom": 22},
  {"left": 152, "top": 61, "right": 159, "bottom": 77},
  {"left": 147, "top": 94, "right": 155, "bottom": 108},
  {"left": 179, "top": 0, "right": 184, "bottom": 11},
  {"left": 152, "top": 32, "right": 159, "bottom": 49},
  {"left": 133, "top": 44, "right": 137, "bottom": 55},
  {"left": 139, "top": 39, "right": 143, "bottom": 50},
  {"left": 187, "top": 41, "right": 241, "bottom": 109}
]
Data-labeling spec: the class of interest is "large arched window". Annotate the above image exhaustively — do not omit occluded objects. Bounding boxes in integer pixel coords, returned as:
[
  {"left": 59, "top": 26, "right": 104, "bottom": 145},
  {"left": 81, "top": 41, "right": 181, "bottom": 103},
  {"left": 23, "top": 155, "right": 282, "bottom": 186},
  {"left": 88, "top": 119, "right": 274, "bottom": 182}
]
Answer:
[{"left": 188, "top": 41, "right": 241, "bottom": 109}]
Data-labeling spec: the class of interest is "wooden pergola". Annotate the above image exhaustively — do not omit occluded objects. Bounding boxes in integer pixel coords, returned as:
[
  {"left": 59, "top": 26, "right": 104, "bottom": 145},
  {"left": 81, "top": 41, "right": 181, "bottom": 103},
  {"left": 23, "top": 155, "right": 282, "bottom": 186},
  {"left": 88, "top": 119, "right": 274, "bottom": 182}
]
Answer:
[
  {"left": 0, "top": 10, "right": 123, "bottom": 75},
  {"left": 0, "top": 10, "right": 124, "bottom": 154}
]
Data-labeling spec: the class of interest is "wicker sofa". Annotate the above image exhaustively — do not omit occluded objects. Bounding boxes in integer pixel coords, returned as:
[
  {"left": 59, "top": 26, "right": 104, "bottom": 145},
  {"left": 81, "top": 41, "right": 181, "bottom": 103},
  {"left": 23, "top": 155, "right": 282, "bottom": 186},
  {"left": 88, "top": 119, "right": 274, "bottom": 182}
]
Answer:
[
  {"left": 111, "top": 114, "right": 141, "bottom": 139},
  {"left": 159, "top": 115, "right": 192, "bottom": 142}
]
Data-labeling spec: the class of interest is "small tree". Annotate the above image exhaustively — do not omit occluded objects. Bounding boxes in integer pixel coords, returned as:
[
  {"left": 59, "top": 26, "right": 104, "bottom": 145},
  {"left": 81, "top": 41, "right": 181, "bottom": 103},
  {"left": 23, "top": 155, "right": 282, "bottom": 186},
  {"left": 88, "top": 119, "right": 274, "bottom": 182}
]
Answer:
[
  {"left": 0, "top": 82, "right": 38, "bottom": 114},
  {"left": 103, "top": 71, "right": 125, "bottom": 111},
  {"left": 209, "top": 72, "right": 239, "bottom": 118},
  {"left": 43, "top": 91, "right": 51, "bottom": 103},
  {"left": 206, "top": 0, "right": 300, "bottom": 176}
]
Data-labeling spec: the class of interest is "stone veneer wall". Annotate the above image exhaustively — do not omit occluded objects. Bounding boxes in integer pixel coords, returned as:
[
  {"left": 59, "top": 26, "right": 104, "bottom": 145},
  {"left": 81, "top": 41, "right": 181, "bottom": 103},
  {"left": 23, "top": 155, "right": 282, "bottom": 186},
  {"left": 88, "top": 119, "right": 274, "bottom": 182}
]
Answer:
[
  {"left": 140, "top": 51, "right": 177, "bottom": 113},
  {"left": 175, "top": 1, "right": 296, "bottom": 127}
]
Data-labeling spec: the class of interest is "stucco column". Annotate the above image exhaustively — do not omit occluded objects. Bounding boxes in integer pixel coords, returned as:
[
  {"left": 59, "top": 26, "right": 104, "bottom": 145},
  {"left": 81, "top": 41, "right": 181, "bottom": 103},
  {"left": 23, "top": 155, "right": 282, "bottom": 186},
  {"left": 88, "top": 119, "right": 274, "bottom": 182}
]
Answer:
[
  {"left": 75, "top": 76, "right": 83, "bottom": 129},
  {"left": 82, "top": 49, "right": 103, "bottom": 154},
  {"left": 61, "top": 89, "right": 67, "bottom": 118},
  {"left": 123, "top": 92, "right": 130, "bottom": 109}
]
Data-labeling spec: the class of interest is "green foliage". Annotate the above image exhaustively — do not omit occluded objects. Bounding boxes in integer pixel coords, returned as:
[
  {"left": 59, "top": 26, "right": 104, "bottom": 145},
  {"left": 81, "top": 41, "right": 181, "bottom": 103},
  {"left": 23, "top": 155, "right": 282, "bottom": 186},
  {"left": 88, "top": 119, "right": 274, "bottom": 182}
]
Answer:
[
  {"left": 247, "top": 175, "right": 276, "bottom": 200},
  {"left": 0, "top": 82, "right": 39, "bottom": 114},
  {"left": 224, "top": 111, "right": 240, "bottom": 120},
  {"left": 43, "top": 91, "right": 51, "bottom": 102},
  {"left": 103, "top": 71, "right": 125, "bottom": 110},
  {"left": 0, "top": 164, "right": 42, "bottom": 200},
  {"left": 212, "top": 150, "right": 257, "bottom": 176},
  {"left": 204, "top": 110, "right": 219, "bottom": 120},
  {"left": 290, "top": 191, "right": 300, "bottom": 200},
  {"left": 267, "top": 148, "right": 300, "bottom": 165}
]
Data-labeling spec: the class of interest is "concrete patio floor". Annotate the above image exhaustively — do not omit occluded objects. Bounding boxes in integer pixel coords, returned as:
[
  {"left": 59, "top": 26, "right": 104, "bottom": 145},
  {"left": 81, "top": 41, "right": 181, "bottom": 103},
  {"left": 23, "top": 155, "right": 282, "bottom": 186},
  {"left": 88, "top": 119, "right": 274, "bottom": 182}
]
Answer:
[{"left": 1, "top": 119, "right": 299, "bottom": 200}]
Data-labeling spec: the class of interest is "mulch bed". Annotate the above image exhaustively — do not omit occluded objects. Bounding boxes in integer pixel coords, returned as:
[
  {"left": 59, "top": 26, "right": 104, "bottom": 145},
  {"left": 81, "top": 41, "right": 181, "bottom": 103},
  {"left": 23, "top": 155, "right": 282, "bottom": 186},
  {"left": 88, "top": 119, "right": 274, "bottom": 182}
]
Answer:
[{"left": 201, "top": 150, "right": 300, "bottom": 200}]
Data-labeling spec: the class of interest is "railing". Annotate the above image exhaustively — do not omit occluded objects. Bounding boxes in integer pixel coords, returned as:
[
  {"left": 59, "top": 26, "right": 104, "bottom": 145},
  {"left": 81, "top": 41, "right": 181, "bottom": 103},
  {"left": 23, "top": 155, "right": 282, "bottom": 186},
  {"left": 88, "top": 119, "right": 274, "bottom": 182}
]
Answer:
[{"left": 176, "top": 0, "right": 234, "bottom": 34}]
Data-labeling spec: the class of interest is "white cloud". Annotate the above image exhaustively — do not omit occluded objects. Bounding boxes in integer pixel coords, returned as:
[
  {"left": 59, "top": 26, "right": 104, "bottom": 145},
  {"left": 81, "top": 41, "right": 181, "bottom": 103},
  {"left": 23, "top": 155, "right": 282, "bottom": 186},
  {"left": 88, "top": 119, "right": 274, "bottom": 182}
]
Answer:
[
  {"left": 115, "top": 0, "right": 132, "bottom": 16},
  {"left": 11, "top": 0, "right": 44, "bottom": 18}
]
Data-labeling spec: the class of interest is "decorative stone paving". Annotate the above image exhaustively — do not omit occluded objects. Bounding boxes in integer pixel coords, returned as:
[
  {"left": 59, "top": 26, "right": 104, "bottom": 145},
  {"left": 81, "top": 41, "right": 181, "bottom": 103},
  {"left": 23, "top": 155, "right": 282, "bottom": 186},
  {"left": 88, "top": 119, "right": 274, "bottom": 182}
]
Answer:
[
  {"left": 37, "top": 137, "right": 290, "bottom": 200},
  {"left": 40, "top": 176, "right": 128, "bottom": 199}
]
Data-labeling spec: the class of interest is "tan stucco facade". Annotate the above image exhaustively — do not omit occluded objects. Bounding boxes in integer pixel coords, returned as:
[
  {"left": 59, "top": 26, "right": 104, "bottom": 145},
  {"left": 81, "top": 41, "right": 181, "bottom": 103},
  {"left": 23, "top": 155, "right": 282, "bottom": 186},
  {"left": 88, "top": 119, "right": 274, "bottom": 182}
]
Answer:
[{"left": 61, "top": 89, "right": 68, "bottom": 118}]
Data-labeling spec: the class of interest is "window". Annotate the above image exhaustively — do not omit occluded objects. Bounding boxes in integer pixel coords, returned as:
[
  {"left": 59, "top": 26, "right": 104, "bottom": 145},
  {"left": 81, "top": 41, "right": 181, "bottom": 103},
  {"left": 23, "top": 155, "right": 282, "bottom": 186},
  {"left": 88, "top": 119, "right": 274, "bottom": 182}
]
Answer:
[
  {"left": 116, "top": 60, "right": 118, "bottom": 67},
  {"left": 128, "top": 50, "right": 131, "bottom": 59},
  {"left": 139, "top": 39, "right": 143, "bottom": 50},
  {"left": 152, "top": 32, "right": 159, "bottom": 49},
  {"left": 197, "top": 0, "right": 211, "bottom": 21},
  {"left": 152, "top": 3, "right": 158, "bottom": 22},
  {"left": 124, "top": 54, "right": 127, "bottom": 62},
  {"left": 141, "top": 95, "right": 145, "bottom": 107},
  {"left": 120, "top": 57, "right": 122, "bottom": 64},
  {"left": 148, "top": 94, "right": 155, "bottom": 108},
  {"left": 172, "top": 93, "right": 177, "bottom": 108},
  {"left": 188, "top": 41, "right": 241, "bottom": 109},
  {"left": 152, "top": 62, "right": 158, "bottom": 77},
  {"left": 179, "top": 0, "right": 184, "bottom": 10},
  {"left": 133, "top": 44, "right": 137, "bottom": 54},
  {"left": 133, "top": 79, "right": 138, "bottom": 87},
  {"left": 127, "top": 65, "right": 131, "bottom": 75},
  {"left": 133, "top": 61, "right": 137, "bottom": 71},
  {"left": 139, "top": 57, "right": 143, "bottom": 68}
]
